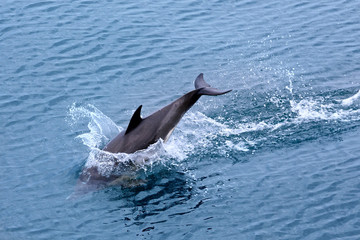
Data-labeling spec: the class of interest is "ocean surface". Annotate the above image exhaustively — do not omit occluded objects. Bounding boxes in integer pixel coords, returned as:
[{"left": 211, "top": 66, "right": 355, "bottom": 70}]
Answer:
[{"left": 1, "top": 0, "right": 360, "bottom": 239}]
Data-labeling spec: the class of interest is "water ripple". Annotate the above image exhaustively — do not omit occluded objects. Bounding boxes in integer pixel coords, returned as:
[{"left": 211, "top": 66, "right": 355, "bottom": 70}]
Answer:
[{"left": 1, "top": 0, "right": 360, "bottom": 239}]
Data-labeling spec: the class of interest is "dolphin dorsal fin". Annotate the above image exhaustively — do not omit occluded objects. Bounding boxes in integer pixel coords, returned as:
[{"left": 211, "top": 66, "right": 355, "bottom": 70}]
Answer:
[{"left": 125, "top": 105, "right": 143, "bottom": 134}]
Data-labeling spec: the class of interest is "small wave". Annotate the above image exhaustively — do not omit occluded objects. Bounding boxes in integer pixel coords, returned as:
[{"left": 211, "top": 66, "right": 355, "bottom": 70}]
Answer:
[
  {"left": 68, "top": 103, "right": 189, "bottom": 177},
  {"left": 68, "top": 93, "right": 360, "bottom": 177},
  {"left": 176, "top": 111, "right": 256, "bottom": 153},
  {"left": 84, "top": 140, "right": 168, "bottom": 178},
  {"left": 341, "top": 89, "right": 360, "bottom": 107},
  {"left": 67, "top": 103, "right": 121, "bottom": 148},
  {"left": 217, "top": 91, "right": 360, "bottom": 152},
  {"left": 67, "top": 102, "right": 256, "bottom": 180},
  {"left": 290, "top": 98, "right": 360, "bottom": 122}
]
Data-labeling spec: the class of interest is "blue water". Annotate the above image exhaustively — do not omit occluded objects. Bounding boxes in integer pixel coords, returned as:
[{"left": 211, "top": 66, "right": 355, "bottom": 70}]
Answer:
[{"left": 1, "top": 0, "right": 360, "bottom": 239}]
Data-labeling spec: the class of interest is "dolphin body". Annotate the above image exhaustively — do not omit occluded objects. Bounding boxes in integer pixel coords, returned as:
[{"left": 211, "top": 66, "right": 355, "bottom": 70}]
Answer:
[
  {"left": 103, "top": 73, "right": 232, "bottom": 154},
  {"left": 74, "top": 74, "right": 231, "bottom": 195}
]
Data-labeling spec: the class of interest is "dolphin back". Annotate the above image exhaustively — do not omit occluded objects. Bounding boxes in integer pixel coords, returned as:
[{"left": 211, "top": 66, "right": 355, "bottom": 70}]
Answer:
[{"left": 194, "top": 73, "right": 232, "bottom": 96}]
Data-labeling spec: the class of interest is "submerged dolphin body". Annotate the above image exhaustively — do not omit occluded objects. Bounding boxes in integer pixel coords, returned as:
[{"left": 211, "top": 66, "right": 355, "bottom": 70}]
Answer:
[
  {"left": 73, "top": 74, "right": 231, "bottom": 195},
  {"left": 103, "top": 73, "right": 232, "bottom": 154}
]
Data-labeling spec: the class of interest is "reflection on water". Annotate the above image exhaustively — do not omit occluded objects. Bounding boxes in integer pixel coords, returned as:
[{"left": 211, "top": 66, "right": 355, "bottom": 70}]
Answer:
[{"left": 107, "top": 169, "right": 195, "bottom": 221}]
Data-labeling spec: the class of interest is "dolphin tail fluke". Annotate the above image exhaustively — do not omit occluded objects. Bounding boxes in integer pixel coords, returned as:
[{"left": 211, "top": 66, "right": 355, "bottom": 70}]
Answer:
[
  {"left": 194, "top": 73, "right": 232, "bottom": 96},
  {"left": 198, "top": 87, "right": 232, "bottom": 96}
]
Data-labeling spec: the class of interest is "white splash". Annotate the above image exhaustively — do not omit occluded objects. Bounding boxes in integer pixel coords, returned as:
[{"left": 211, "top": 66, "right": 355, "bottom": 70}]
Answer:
[
  {"left": 225, "top": 140, "right": 250, "bottom": 152},
  {"left": 221, "top": 121, "right": 271, "bottom": 136},
  {"left": 177, "top": 112, "right": 265, "bottom": 152},
  {"left": 290, "top": 99, "right": 336, "bottom": 120},
  {"left": 68, "top": 104, "right": 198, "bottom": 176},
  {"left": 68, "top": 103, "right": 256, "bottom": 173},
  {"left": 68, "top": 92, "right": 360, "bottom": 177},
  {"left": 341, "top": 90, "right": 360, "bottom": 106},
  {"left": 290, "top": 98, "right": 360, "bottom": 122},
  {"left": 83, "top": 140, "right": 168, "bottom": 177},
  {"left": 67, "top": 103, "right": 121, "bottom": 148}
]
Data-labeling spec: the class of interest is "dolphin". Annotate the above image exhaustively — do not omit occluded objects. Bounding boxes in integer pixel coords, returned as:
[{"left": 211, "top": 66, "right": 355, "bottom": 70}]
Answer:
[
  {"left": 103, "top": 73, "right": 232, "bottom": 154},
  {"left": 73, "top": 73, "right": 231, "bottom": 195}
]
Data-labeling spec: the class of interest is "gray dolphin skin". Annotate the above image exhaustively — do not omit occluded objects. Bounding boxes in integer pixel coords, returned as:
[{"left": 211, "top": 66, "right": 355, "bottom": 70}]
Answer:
[
  {"left": 103, "top": 73, "right": 232, "bottom": 154},
  {"left": 73, "top": 73, "right": 231, "bottom": 196}
]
